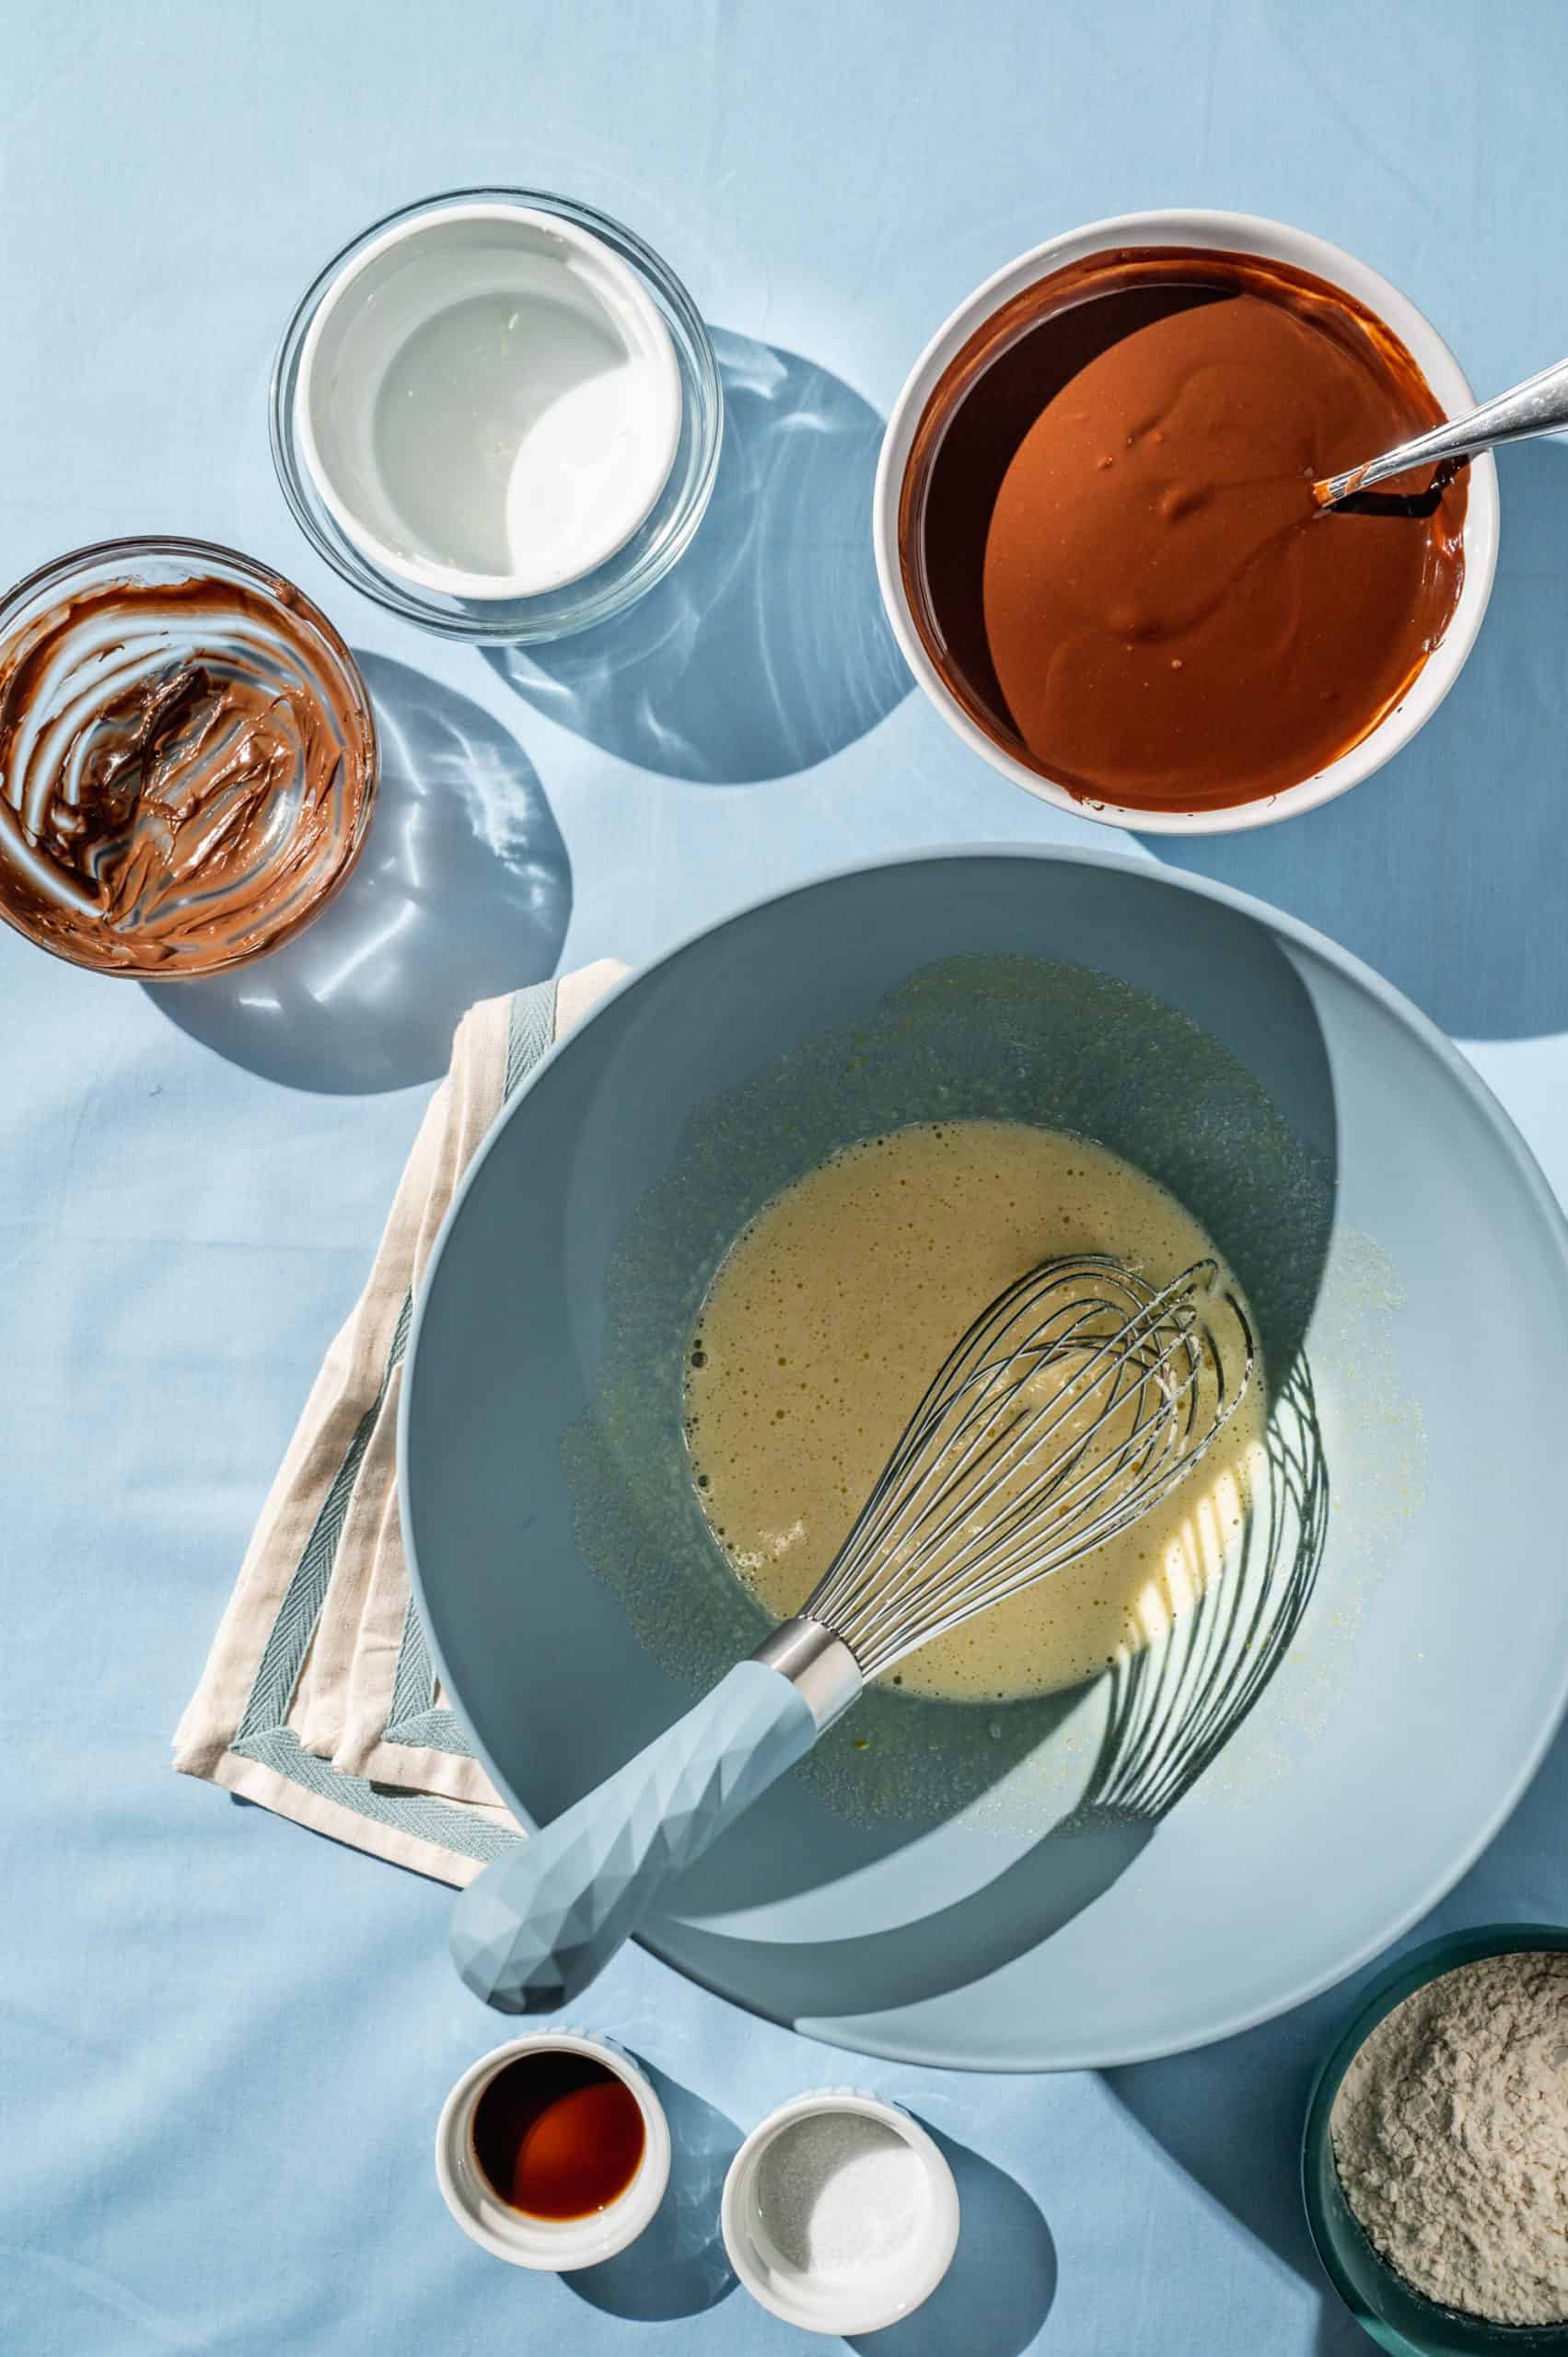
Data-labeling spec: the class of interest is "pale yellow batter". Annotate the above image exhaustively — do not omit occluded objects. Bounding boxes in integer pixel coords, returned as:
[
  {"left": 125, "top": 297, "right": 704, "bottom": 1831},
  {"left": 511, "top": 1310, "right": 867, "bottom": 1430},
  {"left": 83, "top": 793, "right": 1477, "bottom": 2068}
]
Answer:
[{"left": 683, "top": 1120, "right": 1266, "bottom": 1702}]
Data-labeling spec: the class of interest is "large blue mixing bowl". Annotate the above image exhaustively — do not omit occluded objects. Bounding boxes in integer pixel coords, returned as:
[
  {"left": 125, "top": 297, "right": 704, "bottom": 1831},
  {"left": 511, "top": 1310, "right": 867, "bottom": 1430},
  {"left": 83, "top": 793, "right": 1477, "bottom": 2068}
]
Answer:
[{"left": 401, "top": 848, "right": 1568, "bottom": 2069}]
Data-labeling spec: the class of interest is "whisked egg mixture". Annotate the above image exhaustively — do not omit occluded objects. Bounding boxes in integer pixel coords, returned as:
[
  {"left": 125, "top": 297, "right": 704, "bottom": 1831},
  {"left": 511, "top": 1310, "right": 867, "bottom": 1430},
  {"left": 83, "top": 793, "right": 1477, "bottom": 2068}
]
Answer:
[{"left": 683, "top": 1119, "right": 1266, "bottom": 1703}]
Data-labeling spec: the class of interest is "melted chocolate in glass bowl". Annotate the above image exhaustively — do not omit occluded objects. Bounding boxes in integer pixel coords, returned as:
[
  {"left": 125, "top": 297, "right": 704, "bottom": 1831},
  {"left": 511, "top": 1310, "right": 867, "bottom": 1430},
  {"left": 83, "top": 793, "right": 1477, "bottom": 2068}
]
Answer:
[{"left": 0, "top": 568, "right": 375, "bottom": 973}]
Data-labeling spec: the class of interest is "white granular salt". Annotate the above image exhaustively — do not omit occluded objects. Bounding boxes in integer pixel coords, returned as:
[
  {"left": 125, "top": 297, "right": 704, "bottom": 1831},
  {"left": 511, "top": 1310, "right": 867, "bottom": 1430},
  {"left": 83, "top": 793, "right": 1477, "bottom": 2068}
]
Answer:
[
  {"left": 754, "top": 2112, "right": 927, "bottom": 2279},
  {"left": 1330, "top": 1950, "right": 1568, "bottom": 2327}
]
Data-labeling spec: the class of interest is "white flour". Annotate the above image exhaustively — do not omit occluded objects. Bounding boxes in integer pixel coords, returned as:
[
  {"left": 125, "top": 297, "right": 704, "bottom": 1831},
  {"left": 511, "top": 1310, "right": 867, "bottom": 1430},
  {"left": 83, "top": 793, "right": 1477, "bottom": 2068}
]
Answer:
[{"left": 1330, "top": 1951, "right": 1568, "bottom": 2326}]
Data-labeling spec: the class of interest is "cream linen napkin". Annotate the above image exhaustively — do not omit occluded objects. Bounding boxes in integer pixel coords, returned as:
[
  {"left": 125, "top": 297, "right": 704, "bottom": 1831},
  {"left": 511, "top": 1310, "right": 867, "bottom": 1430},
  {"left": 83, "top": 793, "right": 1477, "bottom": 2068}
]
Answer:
[{"left": 172, "top": 962, "right": 623, "bottom": 1887}]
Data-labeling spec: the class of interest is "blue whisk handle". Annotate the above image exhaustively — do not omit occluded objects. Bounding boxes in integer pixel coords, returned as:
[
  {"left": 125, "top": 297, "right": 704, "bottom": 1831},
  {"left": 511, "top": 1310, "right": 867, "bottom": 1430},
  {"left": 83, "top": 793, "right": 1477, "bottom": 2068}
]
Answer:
[{"left": 450, "top": 1660, "right": 821, "bottom": 2013}]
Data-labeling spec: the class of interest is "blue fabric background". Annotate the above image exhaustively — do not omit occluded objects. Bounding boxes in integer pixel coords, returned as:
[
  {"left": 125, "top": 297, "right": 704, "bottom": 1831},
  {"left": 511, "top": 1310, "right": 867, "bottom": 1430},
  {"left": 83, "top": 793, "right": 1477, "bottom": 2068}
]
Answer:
[{"left": 6, "top": 4, "right": 1567, "bottom": 2350}]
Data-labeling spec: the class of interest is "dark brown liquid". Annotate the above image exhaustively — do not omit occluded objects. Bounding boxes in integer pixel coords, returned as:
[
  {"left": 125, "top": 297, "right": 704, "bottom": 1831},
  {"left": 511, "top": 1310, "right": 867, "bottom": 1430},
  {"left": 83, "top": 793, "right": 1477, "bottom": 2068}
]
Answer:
[
  {"left": 900, "top": 247, "right": 1467, "bottom": 814},
  {"left": 470, "top": 2051, "right": 645, "bottom": 2220}
]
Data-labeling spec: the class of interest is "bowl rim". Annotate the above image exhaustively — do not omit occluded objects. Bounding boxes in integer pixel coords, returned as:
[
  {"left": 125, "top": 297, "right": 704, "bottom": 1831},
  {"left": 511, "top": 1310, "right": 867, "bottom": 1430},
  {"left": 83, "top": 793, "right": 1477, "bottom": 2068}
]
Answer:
[
  {"left": 400, "top": 841, "right": 1568, "bottom": 2070},
  {"left": 0, "top": 531, "right": 378, "bottom": 979},
  {"left": 871, "top": 205, "right": 1501, "bottom": 838},
  {"left": 1302, "top": 1923, "right": 1568, "bottom": 2352}
]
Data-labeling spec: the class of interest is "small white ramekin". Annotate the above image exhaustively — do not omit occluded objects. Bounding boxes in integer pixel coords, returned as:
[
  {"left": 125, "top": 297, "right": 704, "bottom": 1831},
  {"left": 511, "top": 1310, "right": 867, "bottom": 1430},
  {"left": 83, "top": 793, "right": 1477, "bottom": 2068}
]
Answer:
[
  {"left": 435, "top": 2030, "right": 670, "bottom": 2270},
  {"left": 873, "top": 207, "right": 1500, "bottom": 837},
  {"left": 721, "top": 2090, "right": 960, "bottom": 2336}
]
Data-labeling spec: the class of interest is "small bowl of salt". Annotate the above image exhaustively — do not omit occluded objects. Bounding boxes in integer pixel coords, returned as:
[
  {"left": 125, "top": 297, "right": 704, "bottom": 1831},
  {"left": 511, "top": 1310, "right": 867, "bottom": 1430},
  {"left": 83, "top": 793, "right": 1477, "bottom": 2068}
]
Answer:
[
  {"left": 721, "top": 2089, "right": 959, "bottom": 2337},
  {"left": 1304, "top": 1923, "right": 1568, "bottom": 2354}
]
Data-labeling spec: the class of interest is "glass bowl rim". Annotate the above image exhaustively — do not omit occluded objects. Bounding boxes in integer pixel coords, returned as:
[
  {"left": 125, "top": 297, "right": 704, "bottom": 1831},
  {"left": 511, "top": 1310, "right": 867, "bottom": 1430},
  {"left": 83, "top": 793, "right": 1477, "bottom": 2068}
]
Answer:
[{"left": 268, "top": 185, "right": 724, "bottom": 643}]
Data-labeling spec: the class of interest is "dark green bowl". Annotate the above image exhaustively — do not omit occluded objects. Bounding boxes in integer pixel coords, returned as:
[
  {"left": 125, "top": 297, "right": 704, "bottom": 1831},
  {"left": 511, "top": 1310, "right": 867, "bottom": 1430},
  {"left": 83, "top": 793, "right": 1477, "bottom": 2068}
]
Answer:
[{"left": 1303, "top": 1925, "right": 1568, "bottom": 2354}]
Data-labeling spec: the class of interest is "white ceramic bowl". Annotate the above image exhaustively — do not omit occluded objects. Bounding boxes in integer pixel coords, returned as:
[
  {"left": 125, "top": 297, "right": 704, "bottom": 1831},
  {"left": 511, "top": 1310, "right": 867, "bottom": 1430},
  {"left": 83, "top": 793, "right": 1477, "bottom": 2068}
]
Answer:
[
  {"left": 434, "top": 2030, "right": 670, "bottom": 2270},
  {"left": 721, "top": 2090, "right": 960, "bottom": 2336},
  {"left": 296, "top": 200, "right": 682, "bottom": 602},
  {"left": 873, "top": 207, "right": 1500, "bottom": 836}
]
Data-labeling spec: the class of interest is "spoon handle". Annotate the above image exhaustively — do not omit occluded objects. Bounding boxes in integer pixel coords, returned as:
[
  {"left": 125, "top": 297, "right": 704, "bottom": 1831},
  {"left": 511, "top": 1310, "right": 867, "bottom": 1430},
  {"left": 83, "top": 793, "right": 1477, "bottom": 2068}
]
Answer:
[{"left": 1317, "top": 355, "right": 1568, "bottom": 504}]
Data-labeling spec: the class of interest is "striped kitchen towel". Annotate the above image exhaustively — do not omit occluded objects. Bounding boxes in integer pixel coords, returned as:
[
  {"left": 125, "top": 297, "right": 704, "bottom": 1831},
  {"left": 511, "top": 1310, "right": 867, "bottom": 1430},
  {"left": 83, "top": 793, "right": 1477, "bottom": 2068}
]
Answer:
[{"left": 172, "top": 962, "right": 623, "bottom": 1886}]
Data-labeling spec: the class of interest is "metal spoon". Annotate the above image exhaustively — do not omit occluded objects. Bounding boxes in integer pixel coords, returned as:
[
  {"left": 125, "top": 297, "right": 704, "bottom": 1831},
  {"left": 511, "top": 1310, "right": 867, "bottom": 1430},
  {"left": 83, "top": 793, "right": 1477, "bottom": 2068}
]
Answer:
[{"left": 1314, "top": 355, "right": 1568, "bottom": 507}]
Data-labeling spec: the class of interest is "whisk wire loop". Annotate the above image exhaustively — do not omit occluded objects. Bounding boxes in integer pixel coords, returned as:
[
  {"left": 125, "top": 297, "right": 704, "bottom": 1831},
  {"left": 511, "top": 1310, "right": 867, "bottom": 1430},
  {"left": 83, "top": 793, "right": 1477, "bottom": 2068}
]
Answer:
[{"left": 804, "top": 1253, "right": 1254, "bottom": 1678}]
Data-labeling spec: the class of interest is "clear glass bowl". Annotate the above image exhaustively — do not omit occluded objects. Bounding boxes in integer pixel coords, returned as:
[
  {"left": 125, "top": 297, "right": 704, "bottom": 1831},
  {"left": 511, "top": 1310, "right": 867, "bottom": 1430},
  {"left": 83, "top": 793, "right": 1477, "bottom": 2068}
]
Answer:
[
  {"left": 0, "top": 536, "right": 377, "bottom": 977},
  {"left": 1303, "top": 1924, "right": 1568, "bottom": 2355},
  {"left": 270, "top": 188, "right": 723, "bottom": 643}
]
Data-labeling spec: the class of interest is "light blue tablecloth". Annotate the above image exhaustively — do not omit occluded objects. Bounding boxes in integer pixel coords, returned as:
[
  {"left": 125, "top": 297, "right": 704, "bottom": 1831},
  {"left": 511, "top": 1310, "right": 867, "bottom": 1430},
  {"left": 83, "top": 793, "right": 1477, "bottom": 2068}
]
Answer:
[{"left": 6, "top": 4, "right": 1567, "bottom": 2350}]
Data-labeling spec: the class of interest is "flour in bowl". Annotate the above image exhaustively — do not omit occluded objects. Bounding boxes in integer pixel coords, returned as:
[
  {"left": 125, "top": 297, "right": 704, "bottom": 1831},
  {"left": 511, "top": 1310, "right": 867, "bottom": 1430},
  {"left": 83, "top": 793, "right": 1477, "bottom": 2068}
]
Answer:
[{"left": 1330, "top": 1949, "right": 1568, "bottom": 2326}]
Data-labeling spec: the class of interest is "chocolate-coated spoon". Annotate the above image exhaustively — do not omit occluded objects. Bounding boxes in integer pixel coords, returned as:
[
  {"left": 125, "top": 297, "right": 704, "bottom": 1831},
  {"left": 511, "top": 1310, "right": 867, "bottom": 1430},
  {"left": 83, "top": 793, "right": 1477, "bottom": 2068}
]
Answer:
[{"left": 1314, "top": 354, "right": 1568, "bottom": 507}]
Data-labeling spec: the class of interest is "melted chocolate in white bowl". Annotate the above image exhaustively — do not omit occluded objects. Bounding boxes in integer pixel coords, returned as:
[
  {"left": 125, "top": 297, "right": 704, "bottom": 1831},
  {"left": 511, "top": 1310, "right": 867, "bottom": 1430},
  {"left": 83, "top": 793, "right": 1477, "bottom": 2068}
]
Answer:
[
  {"left": 0, "top": 540, "right": 376, "bottom": 975},
  {"left": 900, "top": 246, "right": 1468, "bottom": 814}
]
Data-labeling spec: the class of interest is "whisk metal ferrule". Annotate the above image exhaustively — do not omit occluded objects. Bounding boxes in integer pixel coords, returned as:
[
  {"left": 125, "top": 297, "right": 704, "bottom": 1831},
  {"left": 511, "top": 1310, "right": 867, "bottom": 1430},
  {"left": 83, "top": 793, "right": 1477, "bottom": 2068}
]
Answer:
[{"left": 751, "top": 1617, "right": 865, "bottom": 1728}]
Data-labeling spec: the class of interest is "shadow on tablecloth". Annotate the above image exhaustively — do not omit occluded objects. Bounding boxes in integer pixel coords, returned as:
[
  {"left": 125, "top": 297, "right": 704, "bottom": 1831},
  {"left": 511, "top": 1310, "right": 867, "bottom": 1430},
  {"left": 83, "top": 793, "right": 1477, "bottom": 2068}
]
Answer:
[
  {"left": 1103, "top": 1704, "right": 1568, "bottom": 2355},
  {"left": 569, "top": 2062, "right": 741, "bottom": 2322},
  {"left": 145, "top": 654, "right": 570, "bottom": 1093},
  {"left": 484, "top": 329, "right": 912, "bottom": 785},
  {"left": 849, "top": 2122, "right": 1056, "bottom": 2357},
  {"left": 1146, "top": 439, "right": 1568, "bottom": 1040}
]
